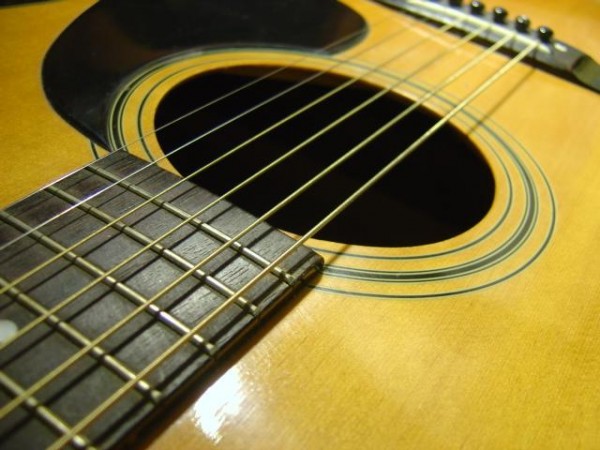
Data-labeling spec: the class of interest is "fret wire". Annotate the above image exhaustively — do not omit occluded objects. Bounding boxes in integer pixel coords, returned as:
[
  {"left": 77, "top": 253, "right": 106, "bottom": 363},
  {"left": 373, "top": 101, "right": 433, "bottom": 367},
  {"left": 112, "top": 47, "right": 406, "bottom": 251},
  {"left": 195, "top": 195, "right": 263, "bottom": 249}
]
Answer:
[
  {"left": 0, "top": 21, "right": 491, "bottom": 420},
  {"left": 48, "top": 37, "right": 538, "bottom": 450},
  {"left": 46, "top": 184, "right": 258, "bottom": 314},
  {"left": 86, "top": 164, "right": 293, "bottom": 285},
  {"left": 0, "top": 12, "right": 407, "bottom": 257},
  {"left": 0, "top": 210, "right": 214, "bottom": 355},
  {"left": 0, "top": 372, "right": 93, "bottom": 449},
  {"left": 0, "top": 268, "right": 200, "bottom": 421},
  {"left": 0, "top": 17, "right": 461, "bottom": 353},
  {"left": 0, "top": 274, "right": 162, "bottom": 402}
]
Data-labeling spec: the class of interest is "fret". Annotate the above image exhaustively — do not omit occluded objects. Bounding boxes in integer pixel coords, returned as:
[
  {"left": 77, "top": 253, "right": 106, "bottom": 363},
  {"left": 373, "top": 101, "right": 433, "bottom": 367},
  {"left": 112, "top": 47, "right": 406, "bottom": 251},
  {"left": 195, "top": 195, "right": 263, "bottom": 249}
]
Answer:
[
  {"left": 0, "top": 151, "right": 323, "bottom": 448},
  {"left": 0, "top": 275, "right": 161, "bottom": 402},
  {"left": 0, "top": 372, "right": 91, "bottom": 449},
  {"left": 0, "top": 281, "right": 202, "bottom": 448},
  {"left": 0, "top": 325, "right": 156, "bottom": 449},
  {"left": 60, "top": 154, "right": 316, "bottom": 307},
  {"left": 88, "top": 159, "right": 296, "bottom": 284},
  {"left": 0, "top": 210, "right": 214, "bottom": 354},
  {"left": 46, "top": 184, "right": 257, "bottom": 314}
]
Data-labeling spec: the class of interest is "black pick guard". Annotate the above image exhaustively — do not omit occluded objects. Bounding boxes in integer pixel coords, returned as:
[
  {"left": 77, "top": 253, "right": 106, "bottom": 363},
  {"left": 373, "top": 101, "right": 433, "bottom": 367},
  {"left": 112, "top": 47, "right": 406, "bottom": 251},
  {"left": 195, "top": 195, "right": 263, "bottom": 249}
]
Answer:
[{"left": 42, "top": 0, "right": 366, "bottom": 148}]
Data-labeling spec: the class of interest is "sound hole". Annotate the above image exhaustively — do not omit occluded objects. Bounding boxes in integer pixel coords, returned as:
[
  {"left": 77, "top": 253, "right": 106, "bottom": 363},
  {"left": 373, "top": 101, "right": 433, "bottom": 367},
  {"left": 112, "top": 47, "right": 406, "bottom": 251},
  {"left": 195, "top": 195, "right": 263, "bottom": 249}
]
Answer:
[{"left": 155, "top": 66, "right": 494, "bottom": 247}]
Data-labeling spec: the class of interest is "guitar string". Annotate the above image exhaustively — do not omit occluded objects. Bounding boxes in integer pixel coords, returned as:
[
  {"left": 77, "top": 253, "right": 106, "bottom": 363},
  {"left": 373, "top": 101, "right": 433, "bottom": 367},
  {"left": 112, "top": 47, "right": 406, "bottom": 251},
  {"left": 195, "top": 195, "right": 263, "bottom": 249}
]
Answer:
[
  {"left": 0, "top": 12, "right": 407, "bottom": 254},
  {"left": 0, "top": 18, "right": 467, "bottom": 348},
  {"left": 0, "top": 15, "right": 421, "bottom": 291},
  {"left": 0, "top": 26, "right": 512, "bottom": 421},
  {"left": 0, "top": 32, "right": 486, "bottom": 432},
  {"left": 49, "top": 40, "right": 540, "bottom": 449},
  {"left": 0, "top": 17, "right": 476, "bottom": 358}
]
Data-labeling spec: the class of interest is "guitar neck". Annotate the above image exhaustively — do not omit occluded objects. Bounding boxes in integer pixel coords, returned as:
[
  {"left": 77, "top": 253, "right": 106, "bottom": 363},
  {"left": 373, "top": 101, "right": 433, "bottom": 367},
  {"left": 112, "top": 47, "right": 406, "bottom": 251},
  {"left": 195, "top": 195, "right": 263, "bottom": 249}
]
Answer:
[{"left": 0, "top": 151, "right": 321, "bottom": 448}]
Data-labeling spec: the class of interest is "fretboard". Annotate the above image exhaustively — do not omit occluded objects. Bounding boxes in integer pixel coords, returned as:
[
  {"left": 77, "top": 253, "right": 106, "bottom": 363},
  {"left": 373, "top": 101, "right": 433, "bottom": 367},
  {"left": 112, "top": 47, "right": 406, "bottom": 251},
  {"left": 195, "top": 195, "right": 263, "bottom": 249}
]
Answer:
[{"left": 0, "top": 151, "right": 322, "bottom": 448}]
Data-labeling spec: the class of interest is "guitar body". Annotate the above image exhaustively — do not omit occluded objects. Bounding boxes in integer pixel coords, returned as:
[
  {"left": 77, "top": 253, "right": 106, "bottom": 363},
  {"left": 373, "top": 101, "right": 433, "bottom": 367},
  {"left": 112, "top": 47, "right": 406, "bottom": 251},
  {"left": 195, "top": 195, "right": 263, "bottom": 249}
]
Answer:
[{"left": 1, "top": 0, "right": 599, "bottom": 448}]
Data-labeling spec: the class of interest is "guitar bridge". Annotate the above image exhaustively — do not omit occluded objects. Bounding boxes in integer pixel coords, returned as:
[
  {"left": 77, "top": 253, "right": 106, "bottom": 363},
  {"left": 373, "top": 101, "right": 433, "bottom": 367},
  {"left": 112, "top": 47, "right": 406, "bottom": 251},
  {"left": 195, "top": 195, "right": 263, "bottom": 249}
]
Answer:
[{"left": 373, "top": 0, "right": 600, "bottom": 93}]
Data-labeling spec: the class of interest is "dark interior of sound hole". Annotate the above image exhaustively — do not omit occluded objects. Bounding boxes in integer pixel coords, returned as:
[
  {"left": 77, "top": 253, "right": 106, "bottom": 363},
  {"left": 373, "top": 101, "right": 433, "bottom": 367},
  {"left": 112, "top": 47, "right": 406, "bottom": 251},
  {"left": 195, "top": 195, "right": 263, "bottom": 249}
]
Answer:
[{"left": 155, "top": 66, "right": 494, "bottom": 247}]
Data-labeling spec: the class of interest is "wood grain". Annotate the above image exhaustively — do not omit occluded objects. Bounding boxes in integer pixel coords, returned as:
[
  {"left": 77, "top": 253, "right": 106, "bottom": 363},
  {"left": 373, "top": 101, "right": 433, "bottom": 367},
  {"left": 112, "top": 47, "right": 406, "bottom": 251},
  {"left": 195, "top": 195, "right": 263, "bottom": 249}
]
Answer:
[{"left": 0, "top": 0, "right": 599, "bottom": 448}]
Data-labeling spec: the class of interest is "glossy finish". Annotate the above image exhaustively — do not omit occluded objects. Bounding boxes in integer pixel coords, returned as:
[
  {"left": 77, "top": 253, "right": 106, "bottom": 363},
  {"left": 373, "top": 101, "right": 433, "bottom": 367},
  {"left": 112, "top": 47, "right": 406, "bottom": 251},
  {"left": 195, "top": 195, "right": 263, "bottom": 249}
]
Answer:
[
  {"left": 1, "top": 0, "right": 599, "bottom": 448},
  {"left": 0, "top": 151, "right": 323, "bottom": 448}
]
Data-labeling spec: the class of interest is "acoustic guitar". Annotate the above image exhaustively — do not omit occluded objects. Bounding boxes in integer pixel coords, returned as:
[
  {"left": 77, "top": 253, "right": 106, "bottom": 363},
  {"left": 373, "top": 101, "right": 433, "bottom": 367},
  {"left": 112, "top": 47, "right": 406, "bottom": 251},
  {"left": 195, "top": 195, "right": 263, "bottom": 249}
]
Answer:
[{"left": 0, "top": 0, "right": 599, "bottom": 448}]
